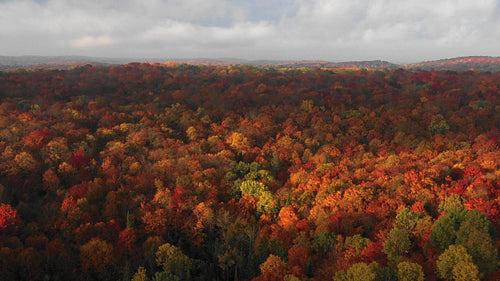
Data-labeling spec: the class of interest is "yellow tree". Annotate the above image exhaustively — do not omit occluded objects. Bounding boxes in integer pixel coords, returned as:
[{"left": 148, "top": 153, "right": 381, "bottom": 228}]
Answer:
[
  {"left": 397, "top": 261, "right": 424, "bottom": 281},
  {"left": 155, "top": 243, "right": 192, "bottom": 280},
  {"left": 436, "top": 245, "right": 480, "bottom": 281}
]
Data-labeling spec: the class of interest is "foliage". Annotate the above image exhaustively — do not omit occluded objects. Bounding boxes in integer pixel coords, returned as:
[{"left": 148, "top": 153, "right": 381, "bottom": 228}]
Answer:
[
  {"left": 0, "top": 64, "right": 499, "bottom": 280},
  {"left": 131, "top": 266, "right": 149, "bottom": 281},
  {"left": 436, "top": 245, "right": 480, "bottom": 281},
  {"left": 396, "top": 261, "right": 424, "bottom": 281},
  {"left": 333, "top": 262, "right": 380, "bottom": 281},
  {"left": 152, "top": 271, "right": 180, "bottom": 281},
  {"left": 0, "top": 203, "right": 22, "bottom": 232},
  {"left": 155, "top": 243, "right": 192, "bottom": 279},
  {"left": 431, "top": 195, "right": 498, "bottom": 274},
  {"left": 383, "top": 228, "right": 411, "bottom": 260}
]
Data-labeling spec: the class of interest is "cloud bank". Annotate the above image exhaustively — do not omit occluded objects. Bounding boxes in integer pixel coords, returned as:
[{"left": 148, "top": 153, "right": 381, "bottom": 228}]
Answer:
[{"left": 0, "top": 0, "right": 499, "bottom": 62}]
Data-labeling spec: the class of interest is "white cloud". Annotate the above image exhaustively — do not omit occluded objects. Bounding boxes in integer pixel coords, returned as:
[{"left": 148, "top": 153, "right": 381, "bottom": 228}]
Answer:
[
  {"left": 72, "top": 36, "right": 115, "bottom": 48},
  {"left": 0, "top": 0, "right": 499, "bottom": 61}
]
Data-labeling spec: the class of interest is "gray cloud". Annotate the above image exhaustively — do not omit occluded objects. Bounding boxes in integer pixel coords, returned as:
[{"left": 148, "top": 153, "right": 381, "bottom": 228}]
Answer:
[{"left": 0, "top": 0, "right": 498, "bottom": 62}]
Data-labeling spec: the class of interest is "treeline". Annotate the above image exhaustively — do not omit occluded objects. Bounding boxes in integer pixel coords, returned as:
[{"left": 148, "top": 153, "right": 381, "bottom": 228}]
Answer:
[
  {"left": 406, "top": 56, "right": 500, "bottom": 72},
  {"left": 0, "top": 63, "right": 499, "bottom": 281}
]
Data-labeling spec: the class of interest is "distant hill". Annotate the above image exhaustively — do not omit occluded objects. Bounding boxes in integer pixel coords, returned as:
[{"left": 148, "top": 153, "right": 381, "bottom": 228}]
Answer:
[
  {"left": 179, "top": 58, "right": 289, "bottom": 66},
  {"left": 171, "top": 59, "right": 245, "bottom": 66},
  {"left": 0, "top": 55, "right": 128, "bottom": 70},
  {"left": 405, "top": 56, "right": 500, "bottom": 71},
  {"left": 1, "top": 55, "right": 500, "bottom": 71},
  {"left": 0, "top": 56, "right": 279, "bottom": 70},
  {"left": 265, "top": 60, "right": 400, "bottom": 69},
  {"left": 1, "top": 61, "right": 113, "bottom": 70}
]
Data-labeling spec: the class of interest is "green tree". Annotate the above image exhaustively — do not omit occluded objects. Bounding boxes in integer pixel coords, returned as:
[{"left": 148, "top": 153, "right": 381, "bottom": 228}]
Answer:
[
  {"left": 395, "top": 208, "right": 420, "bottom": 231},
  {"left": 333, "top": 262, "right": 379, "bottom": 281},
  {"left": 344, "top": 234, "right": 370, "bottom": 256},
  {"left": 455, "top": 219, "right": 498, "bottom": 274},
  {"left": 396, "top": 261, "right": 424, "bottom": 281},
  {"left": 430, "top": 212, "right": 460, "bottom": 253},
  {"left": 430, "top": 195, "right": 469, "bottom": 252},
  {"left": 430, "top": 197, "right": 498, "bottom": 274},
  {"left": 383, "top": 228, "right": 411, "bottom": 260},
  {"left": 346, "top": 263, "right": 376, "bottom": 281},
  {"left": 152, "top": 271, "right": 180, "bottom": 281},
  {"left": 428, "top": 116, "right": 450, "bottom": 134},
  {"left": 311, "top": 231, "right": 336, "bottom": 256},
  {"left": 155, "top": 243, "right": 192, "bottom": 280},
  {"left": 436, "top": 245, "right": 479, "bottom": 281},
  {"left": 451, "top": 261, "right": 480, "bottom": 281}
]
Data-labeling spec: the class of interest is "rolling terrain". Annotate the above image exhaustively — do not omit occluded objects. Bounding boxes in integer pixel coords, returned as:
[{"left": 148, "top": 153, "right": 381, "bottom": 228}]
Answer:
[{"left": 2, "top": 55, "right": 500, "bottom": 72}]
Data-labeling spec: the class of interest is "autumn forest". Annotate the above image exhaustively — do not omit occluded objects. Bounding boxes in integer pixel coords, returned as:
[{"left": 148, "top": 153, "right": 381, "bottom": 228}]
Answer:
[{"left": 0, "top": 63, "right": 499, "bottom": 281}]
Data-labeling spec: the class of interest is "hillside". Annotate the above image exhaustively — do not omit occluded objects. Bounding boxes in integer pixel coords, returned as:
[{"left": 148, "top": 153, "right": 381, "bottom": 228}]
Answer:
[
  {"left": 2, "top": 55, "right": 500, "bottom": 71},
  {"left": 265, "top": 60, "right": 400, "bottom": 69},
  {"left": 0, "top": 55, "right": 124, "bottom": 70},
  {"left": 0, "top": 64, "right": 498, "bottom": 281},
  {"left": 405, "top": 56, "right": 500, "bottom": 71}
]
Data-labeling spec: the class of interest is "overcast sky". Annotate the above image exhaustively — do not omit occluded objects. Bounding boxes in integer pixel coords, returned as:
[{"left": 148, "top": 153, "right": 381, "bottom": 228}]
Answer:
[{"left": 1, "top": 0, "right": 499, "bottom": 63}]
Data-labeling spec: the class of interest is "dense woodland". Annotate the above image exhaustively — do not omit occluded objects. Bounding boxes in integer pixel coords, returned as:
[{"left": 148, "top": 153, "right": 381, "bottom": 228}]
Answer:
[
  {"left": 405, "top": 57, "right": 500, "bottom": 72},
  {"left": 0, "top": 63, "right": 499, "bottom": 281}
]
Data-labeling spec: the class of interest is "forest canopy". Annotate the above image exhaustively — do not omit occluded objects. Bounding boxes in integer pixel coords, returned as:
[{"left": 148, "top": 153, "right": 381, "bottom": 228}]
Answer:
[{"left": 0, "top": 63, "right": 499, "bottom": 281}]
